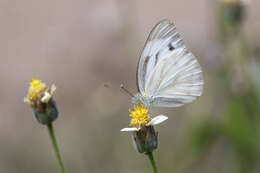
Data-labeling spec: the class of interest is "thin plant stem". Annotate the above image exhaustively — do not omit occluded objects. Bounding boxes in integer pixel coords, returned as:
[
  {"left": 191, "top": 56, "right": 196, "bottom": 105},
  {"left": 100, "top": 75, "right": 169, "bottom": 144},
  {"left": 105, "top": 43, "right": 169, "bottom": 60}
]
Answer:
[
  {"left": 47, "top": 123, "right": 67, "bottom": 173},
  {"left": 147, "top": 152, "right": 158, "bottom": 173}
]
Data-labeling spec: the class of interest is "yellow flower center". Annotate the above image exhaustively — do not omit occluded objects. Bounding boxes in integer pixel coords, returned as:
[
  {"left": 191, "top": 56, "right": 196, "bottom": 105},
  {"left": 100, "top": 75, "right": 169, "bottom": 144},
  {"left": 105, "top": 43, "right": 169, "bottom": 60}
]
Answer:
[
  {"left": 130, "top": 104, "right": 151, "bottom": 128},
  {"left": 28, "top": 78, "right": 47, "bottom": 100},
  {"left": 24, "top": 78, "right": 56, "bottom": 106},
  {"left": 24, "top": 78, "right": 51, "bottom": 106}
]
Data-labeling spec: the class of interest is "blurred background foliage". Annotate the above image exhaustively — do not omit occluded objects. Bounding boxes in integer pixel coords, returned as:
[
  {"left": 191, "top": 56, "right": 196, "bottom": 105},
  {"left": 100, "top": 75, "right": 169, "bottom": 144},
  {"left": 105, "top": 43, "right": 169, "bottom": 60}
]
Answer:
[
  {"left": 179, "top": 1, "right": 260, "bottom": 173},
  {"left": 1, "top": 0, "right": 260, "bottom": 173}
]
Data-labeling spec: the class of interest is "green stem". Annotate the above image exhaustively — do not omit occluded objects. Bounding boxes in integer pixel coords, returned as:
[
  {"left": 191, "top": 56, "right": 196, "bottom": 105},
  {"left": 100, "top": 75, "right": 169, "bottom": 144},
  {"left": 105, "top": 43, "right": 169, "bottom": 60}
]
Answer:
[
  {"left": 47, "top": 123, "right": 67, "bottom": 173},
  {"left": 147, "top": 152, "right": 158, "bottom": 173}
]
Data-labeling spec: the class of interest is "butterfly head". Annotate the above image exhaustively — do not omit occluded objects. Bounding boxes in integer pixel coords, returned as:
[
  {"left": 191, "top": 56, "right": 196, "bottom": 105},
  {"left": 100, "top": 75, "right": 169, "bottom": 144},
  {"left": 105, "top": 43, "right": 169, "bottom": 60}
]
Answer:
[{"left": 132, "top": 93, "right": 153, "bottom": 107}]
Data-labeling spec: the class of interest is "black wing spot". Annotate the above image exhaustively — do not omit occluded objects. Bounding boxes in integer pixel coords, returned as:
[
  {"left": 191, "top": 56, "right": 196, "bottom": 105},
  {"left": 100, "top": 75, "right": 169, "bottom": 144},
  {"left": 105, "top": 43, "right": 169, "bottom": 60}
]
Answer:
[
  {"left": 168, "top": 43, "right": 175, "bottom": 51},
  {"left": 155, "top": 52, "right": 160, "bottom": 66}
]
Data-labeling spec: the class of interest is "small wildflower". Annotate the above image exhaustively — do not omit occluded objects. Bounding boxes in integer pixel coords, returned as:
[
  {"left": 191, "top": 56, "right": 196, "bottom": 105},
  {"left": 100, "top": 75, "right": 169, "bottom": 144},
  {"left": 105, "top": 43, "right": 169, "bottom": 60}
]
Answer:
[
  {"left": 121, "top": 104, "right": 168, "bottom": 154},
  {"left": 24, "top": 78, "right": 56, "bottom": 106},
  {"left": 121, "top": 104, "right": 168, "bottom": 132},
  {"left": 24, "top": 78, "right": 58, "bottom": 125},
  {"left": 24, "top": 79, "right": 66, "bottom": 172}
]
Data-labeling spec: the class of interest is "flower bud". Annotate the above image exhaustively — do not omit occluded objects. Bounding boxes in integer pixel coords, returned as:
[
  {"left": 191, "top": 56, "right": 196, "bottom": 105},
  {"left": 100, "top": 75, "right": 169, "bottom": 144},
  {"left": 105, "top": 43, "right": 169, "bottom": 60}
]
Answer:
[
  {"left": 32, "top": 99, "right": 59, "bottom": 125},
  {"left": 132, "top": 126, "right": 158, "bottom": 154},
  {"left": 221, "top": 0, "right": 247, "bottom": 25}
]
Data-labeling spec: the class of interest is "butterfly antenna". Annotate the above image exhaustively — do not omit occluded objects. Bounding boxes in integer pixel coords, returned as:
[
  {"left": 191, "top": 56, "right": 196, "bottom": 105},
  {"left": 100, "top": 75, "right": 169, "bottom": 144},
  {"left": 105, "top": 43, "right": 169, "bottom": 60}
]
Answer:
[{"left": 120, "top": 84, "right": 134, "bottom": 97}]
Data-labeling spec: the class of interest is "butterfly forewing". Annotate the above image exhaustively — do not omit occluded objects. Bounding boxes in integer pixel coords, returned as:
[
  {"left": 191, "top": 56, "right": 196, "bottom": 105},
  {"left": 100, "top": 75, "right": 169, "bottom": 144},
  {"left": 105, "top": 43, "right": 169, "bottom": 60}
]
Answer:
[
  {"left": 137, "top": 19, "right": 185, "bottom": 95},
  {"left": 137, "top": 19, "right": 203, "bottom": 107}
]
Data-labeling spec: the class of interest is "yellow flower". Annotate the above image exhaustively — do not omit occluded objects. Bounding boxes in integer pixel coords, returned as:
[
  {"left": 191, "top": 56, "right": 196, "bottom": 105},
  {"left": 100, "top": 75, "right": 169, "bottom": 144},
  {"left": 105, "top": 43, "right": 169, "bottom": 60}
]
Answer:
[
  {"left": 121, "top": 105, "right": 168, "bottom": 132},
  {"left": 24, "top": 78, "right": 56, "bottom": 106},
  {"left": 129, "top": 104, "right": 151, "bottom": 128}
]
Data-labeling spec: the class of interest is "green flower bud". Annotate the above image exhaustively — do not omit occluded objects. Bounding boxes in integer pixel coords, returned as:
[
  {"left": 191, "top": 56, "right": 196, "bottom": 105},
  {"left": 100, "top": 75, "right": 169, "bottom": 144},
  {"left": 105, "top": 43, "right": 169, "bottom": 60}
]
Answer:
[
  {"left": 32, "top": 99, "right": 59, "bottom": 125},
  {"left": 132, "top": 126, "right": 158, "bottom": 154},
  {"left": 221, "top": 0, "right": 246, "bottom": 25}
]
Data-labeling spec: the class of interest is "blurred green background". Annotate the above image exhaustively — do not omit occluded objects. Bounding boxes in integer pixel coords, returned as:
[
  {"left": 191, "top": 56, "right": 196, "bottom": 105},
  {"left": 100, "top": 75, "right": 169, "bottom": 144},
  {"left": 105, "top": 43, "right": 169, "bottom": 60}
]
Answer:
[{"left": 1, "top": 0, "right": 260, "bottom": 172}]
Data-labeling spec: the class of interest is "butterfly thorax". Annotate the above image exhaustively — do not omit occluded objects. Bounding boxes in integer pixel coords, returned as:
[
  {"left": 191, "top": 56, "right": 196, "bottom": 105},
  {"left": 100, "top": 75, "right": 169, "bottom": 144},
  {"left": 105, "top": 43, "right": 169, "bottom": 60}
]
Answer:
[{"left": 132, "top": 93, "right": 154, "bottom": 107}]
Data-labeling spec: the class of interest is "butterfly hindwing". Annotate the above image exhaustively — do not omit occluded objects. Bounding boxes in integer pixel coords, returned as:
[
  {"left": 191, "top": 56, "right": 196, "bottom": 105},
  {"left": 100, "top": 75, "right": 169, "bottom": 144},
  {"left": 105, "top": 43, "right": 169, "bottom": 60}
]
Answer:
[{"left": 147, "top": 48, "right": 203, "bottom": 107}]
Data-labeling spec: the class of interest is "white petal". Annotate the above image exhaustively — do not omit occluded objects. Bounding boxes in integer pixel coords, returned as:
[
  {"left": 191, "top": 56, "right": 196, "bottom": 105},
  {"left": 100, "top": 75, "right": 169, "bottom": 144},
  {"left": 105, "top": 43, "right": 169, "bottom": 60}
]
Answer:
[
  {"left": 50, "top": 84, "right": 56, "bottom": 95},
  {"left": 24, "top": 98, "right": 30, "bottom": 104},
  {"left": 121, "top": 127, "right": 138, "bottom": 132},
  {"left": 147, "top": 115, "right": 168, "bottom": 126},
  {"left": 41, "top": 92, "right": 51, "bottom": 103}
]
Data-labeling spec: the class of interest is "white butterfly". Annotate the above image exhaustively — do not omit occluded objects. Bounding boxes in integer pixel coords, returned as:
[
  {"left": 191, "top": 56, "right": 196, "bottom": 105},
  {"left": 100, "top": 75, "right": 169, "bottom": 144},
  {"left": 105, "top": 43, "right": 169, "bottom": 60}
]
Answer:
[{"left": 130, "top": 19, "right": 204, "bottom": 108}]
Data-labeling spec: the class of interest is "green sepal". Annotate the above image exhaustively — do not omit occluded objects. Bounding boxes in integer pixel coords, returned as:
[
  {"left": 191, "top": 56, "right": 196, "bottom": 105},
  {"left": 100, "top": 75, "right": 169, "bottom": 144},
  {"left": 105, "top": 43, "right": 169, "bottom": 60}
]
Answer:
[
  {"left": 132, "top": 126, "right": 158, "bottom": 154},
  {"left": 32, "top": 99, "right": 59, "bottom": 125}
]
